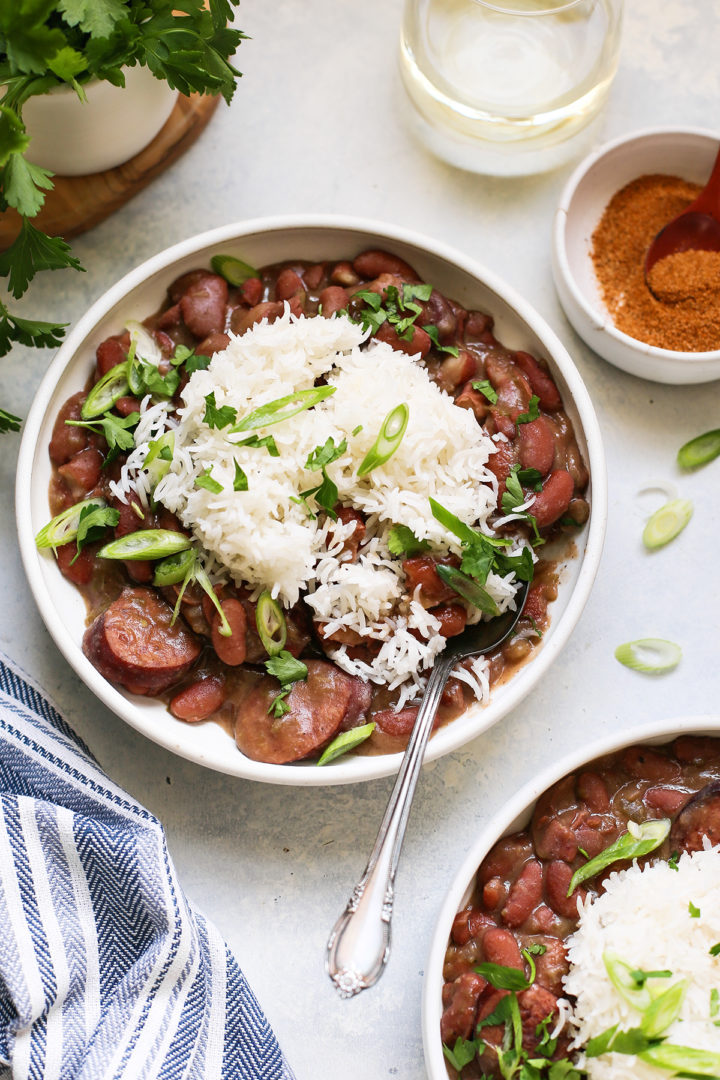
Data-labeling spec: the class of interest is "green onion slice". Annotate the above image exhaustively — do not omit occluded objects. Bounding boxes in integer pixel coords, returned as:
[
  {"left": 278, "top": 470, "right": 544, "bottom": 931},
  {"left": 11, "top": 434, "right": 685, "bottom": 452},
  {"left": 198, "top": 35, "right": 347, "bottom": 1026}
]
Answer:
[
  {"left": 642, "top": 498, "right": 693, "bottom": 549},
  {"left": 255, "top": 591, "right": 287, "bottom": 657},
  {"left": 210, "top": 254, "right": 259, "bottom": 286},
  {"left": 603, "top": 951, "right": 655, "bottom": 1012},
  {"left": 436, "top": 564, "right": 500, "bottom": 617},
  {"left": 640, "top": 1045, "right": 720, "bottom": 1076},
  {"left": 98, "top": 529, "right": 191, "bottom": 561},
  {"left": 317, "top": 722, "right": 376, "bottom": 765},
  {"left": 193, "top": 562, "right": 231, "bottom": 637},
  {"left": 615, "top": 638, "right": 682, "bottom": 674},
  {"left": 567, "top": 818, "right": 670, "bottom": 896},
  {"left": 81, "top": 362, "right": 130, "bottom": 419},
  {"left": 144, "top": 431, "right": 175, "bottom": 493},
  {"left": 678, "top": 428, "right": 720, "bottom": 469},
  {"left": 152, "top": 547, "right": 196, "bottom": 587},
  {"left": 229, "top": 386, "right": 336, "bottom": 433},
  {"left": 356, "top": 403, "right": 409, "bottom": 477},
  {"left": 35, "top": 497, "right": 107, "bottom": 549},
  {"left": 640, "top": 979, "right": 687, "bottom": 1038}
]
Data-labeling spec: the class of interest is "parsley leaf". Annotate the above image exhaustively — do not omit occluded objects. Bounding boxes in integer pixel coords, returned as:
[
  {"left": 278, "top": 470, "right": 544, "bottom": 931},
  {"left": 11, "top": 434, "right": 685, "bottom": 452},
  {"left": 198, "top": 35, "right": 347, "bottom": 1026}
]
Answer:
[
  {"left": 0, "top": 407, "right": 22, "bottom": 433},
  {"left": 2, "top": 152, "right": 53, "bottom": 217},
  {"left": 517, "top": 467, "right": 544, "bottom": 491},
  {"left": 237, "top": 434, "right": 279, "bottom": 457},
  {"left": 0, "top": 303, "right": 67, "bottom": 355},
  {"left": 423, "top": 322, "right": 459, "bottom": 356},
  {"left": 184, "top": 351, "right": 212, "bottom": 374},
  {"left": 203, "top": 391, "right": 237, "bottom": 430},
  {"left": 0, "top": 218, "right": 84, "bottom": 299},
  {"left": 293, "top": 468, "right": 338, "bottom": 520},
  {"left": 269, "top": 689, "right": 291, "bottom": 718},
  {"left": 57, "top": 0, "right": 127, "bottom": 38},
  {"left": 668, "top": 851, "right": 680, "bottom": 871},
  {"left": 195, "top": 467, "right": 223, "bottom": 493},
  {"left": 442, "top": 1036, "right": 481, "bottom": 1071},
  {"left": 305, "top": 436, "right": 347, "bottom": 471},
  {"left": 71, "top": 503, "right": 120, "bottom": 563},
  {"left": 516, "top": 394, "right": 540, "bottom": 427},
  {"left": 66, "top": 410, "right": 140, "bottom": 462},
  {"left": 387, "top": 524, "right": 430, "bottom": 557},
  {"left": 472, "top": 379, "right": 498, "bottom": 404},
  {"left": 265, "top": 651, "right": 308, "bottom": 685},
  {"left": 233, "top": 461, "right": 248, "bottom": 492}
]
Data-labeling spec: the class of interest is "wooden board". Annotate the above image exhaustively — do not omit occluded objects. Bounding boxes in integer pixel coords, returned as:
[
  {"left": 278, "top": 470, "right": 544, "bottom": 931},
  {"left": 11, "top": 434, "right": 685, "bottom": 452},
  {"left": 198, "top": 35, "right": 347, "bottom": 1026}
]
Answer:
[{"left": 0, "top": 93, "right": 221, "bottom": 249}]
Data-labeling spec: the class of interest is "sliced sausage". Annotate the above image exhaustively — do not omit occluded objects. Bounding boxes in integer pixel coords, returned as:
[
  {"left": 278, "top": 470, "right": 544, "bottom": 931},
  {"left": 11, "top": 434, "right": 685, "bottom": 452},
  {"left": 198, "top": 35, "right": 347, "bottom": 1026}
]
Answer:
[
  {"left": 83, "top": 587, "right": 201, "bottom": 695},
  {"left": 234, "top": 660, "right": 355, "bottom": 764},
  {"left": 669, "top": 781, "right": 720, "bottom": 854},
  {"left": 179, "top": 273, "right": 228, "bottom": 338}
]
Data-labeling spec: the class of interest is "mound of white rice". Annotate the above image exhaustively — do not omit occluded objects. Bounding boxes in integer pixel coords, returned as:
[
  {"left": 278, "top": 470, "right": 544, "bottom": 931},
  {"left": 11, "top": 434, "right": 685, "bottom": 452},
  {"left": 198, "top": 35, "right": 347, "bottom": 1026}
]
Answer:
[
  {"left": 115, "top": 308, "right": 532, "bottom": 703},
  {"left": 564, "top": 843, "right": 720, "bottom": 1079}
]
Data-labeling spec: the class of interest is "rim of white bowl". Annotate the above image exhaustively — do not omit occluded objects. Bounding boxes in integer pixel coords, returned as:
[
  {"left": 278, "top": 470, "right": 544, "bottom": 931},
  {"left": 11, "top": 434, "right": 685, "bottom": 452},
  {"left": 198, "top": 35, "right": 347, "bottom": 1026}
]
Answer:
[
  {"left": 16, "top": 213, "right": 607, "bottom": 786},
  {"left": 422, "top": 713, "right": 720, "bottom": 1080},
  {"left": 553, "top": 125, "right": 720, "bottom": 363}
]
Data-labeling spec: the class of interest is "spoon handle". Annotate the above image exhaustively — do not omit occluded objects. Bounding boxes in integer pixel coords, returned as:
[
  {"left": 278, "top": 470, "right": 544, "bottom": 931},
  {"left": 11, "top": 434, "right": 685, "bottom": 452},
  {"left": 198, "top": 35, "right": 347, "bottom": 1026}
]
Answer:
[{"left": 326, "top": 652, "right": 453, "bottom": 998}]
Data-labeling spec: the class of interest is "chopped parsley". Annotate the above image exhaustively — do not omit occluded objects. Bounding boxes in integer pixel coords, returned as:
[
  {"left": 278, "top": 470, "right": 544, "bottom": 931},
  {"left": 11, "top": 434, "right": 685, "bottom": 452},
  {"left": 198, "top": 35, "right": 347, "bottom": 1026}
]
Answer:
[
  {"left": 264, "top": 650, "right": 308, "bottom": 718},
  {"left": 689, "top": 901, "right": 701, "bottom": 918},
  {"left": 66, "top": 410, "right": 140, "bottom": 463},
  {"left": 471, "top": 379, "right": 498, "bottom": 404},
  {"left": 348, "top": 282, "right": 432, "bottom": 341},
  {"left": 387, "top": 524, "right": 430, "bottom": 557},
  {"left": 423, "top": 322, "right": 459, "bottom": 356},
  {"left": 442, "top": 1036, "right": 481, "bottom": 1072},
  {"left": 305, "top": 436, "right": 347, "bottom": 471},
  {"left": 668, "top": 850, "right": 680, "bottom": 871},
  {"left": 233, "top": 461, "right": 248, "bottom": 492},
  {"left": 236, "top": 433, "right": 279, "bottom": 457},
  {"left": 71, "top": 504, "right": 120, "bottom": 564},
  {"left": 195, "top": 468, "right": 223, "bottom": 494},
  {"left": 516, "top": 394, "right": 540, "bottom": 426},
  {"left": 710, "top": 943, "right": 720, "bottom": 957},
  {"left": 203, "top": 391, "right": 237, "bottom": 430},
  {"left": 502, "top": 465, "right": 544, "bottom": 546}
]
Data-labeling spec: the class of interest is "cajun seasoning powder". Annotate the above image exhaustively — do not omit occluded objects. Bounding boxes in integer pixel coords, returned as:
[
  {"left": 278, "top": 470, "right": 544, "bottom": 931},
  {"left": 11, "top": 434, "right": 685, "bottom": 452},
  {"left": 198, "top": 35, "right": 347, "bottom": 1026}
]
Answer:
[{"left": 591, "top": 174, "right": 720, "bottom": 352}]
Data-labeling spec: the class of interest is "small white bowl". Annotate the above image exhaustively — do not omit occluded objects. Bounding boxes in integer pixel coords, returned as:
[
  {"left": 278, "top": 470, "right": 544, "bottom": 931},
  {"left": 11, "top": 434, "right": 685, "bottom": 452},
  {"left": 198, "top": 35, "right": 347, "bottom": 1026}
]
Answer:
[
  {"left": 16, "top": 215, "right": 606, "bottom": 786},
  {"left": 422, "top": 715, "right": 720, "bottom": 1080},
  {"left": 552, "top": 127, "right": 720, "bottom": 384}
]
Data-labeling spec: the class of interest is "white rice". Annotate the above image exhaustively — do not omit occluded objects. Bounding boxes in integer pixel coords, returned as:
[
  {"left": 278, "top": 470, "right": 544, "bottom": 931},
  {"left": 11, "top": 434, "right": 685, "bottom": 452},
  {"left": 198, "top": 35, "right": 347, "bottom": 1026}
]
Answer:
[
  {"left": 119, "top": 308, "right": 531, "bottom": 702},
  {"left": 564, "top": 842, "right": 720, "bottom": 1079}
]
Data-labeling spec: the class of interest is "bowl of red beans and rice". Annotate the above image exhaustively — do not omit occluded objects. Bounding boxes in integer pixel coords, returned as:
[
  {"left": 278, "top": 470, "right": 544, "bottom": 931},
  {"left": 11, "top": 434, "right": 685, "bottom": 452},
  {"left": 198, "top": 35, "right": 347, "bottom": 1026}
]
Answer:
[{"left": 16, "top": 216, "right": 606, "bottom": 785}]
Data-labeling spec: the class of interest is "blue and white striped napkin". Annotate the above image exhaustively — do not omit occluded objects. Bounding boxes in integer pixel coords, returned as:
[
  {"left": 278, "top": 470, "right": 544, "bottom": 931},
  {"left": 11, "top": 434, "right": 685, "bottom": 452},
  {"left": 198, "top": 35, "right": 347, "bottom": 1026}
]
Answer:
[{"left": 0, "top": 655, "right": 295, "bottom": 1080}]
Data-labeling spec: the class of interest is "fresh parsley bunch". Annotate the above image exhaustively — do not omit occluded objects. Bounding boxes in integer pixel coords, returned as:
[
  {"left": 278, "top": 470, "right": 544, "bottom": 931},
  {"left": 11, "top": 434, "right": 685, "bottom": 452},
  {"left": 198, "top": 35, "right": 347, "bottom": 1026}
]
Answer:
[{"left": 0, "top": 0, "right": 245, "bottom": 432}]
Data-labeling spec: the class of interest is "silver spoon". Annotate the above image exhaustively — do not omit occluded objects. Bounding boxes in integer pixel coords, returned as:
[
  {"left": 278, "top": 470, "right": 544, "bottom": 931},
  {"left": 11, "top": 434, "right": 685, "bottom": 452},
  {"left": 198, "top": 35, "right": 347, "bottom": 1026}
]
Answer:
[{"left": 326, "top": 579, "right": 530, "bottom": 998}]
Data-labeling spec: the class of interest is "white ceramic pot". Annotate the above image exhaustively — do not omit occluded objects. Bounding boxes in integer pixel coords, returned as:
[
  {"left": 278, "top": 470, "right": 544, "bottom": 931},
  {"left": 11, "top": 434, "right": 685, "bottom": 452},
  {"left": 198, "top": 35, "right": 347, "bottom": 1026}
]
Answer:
[{"left": 22, "top": 65, "right": 178, "bottom": 176}]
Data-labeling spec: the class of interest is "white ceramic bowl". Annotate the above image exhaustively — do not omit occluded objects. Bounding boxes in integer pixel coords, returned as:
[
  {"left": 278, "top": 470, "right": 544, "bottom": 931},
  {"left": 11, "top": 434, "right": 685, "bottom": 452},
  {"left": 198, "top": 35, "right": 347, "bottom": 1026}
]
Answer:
[
  {"left": 17, "top": 215, "right": 607, "bottom": 786},
  {"left": 552, "top": 127, "right": 720, "bottom": 384},
  {"left": 422, "top": 715, "right": 720, "bottom": 1080}
]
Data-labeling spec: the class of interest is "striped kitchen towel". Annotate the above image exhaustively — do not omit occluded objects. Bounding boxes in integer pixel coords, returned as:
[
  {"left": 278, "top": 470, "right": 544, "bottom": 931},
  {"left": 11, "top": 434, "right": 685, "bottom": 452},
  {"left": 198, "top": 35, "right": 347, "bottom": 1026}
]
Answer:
[{"left": 0, "top": 654, "right": 295, "bottom": 1080}]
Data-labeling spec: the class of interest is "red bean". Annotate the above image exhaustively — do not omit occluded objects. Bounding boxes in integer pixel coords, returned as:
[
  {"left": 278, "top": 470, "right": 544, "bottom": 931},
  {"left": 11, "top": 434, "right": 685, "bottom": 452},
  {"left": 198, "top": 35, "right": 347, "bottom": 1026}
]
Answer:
[
  {"left": 179, "top": 273, "right": 228, "bottom": 338},
  {"left": 519, "top": 416, "right": 555, "bottom": 475},
  {"left": 502, "top": 860, "right": 543, "bottom": 927},
  {"left": 58, "top": 448, "right": 103, "bottom": 495},
  {"left": 170, "top": 677, "right": 226, "bottom": 722},
  {"left": 434, "top": 349, "right": 477, "bottom": 393},
  {"left": 455, "top": 381, "right": 490, "bottom": 422},
  {"left": 231, "top": 301, "right": 285, "bottom": 335},
  {"left": 479, "top": 834, "right": 534, "bottom": 884},
  {"left": 534, "top": 817, "right": 578, "bottom": 862},
  {"left": 576, "top": 771, "right": 610, "bottom": 812},
  {"left": 169, "top": 269, "right": 212, "bottom": 303},
  {"left": 464, "top": 310, "right": 494, "bottom": 341},
  {"left": 49, "top": 391, "right": 89, "bottom": 465},
  {"left": 518, "top": 985, "right": 563, "bottom": 1053},
  {"left": 56, "top": 543, "right": 95, "bottom": 585},
  {"left": 531, "top": 470, "right": 574, "bottom": 529},
  {"left": 318, "top": 285, "right": 349, "bottom": 318},
  {"left": 482, "top": 876, "right": 507, "bottom": 911},
  {"left": 157, "top": 302, "right": 182, "bottom": 329},
  {"left": 451, "top": 908, "right": 476, "bottom": 946},
  {"left": 334, "top": 506, "right": 366, "bottom": 561},
  {"left": 303, "top": 263, "right": 326, "bottom": 289},
  {"left": 495, "top": 373, "right": 532, "bottom": 415},
  {"left": 96, "top": 336, "right": 128, "bottom": 377},
  {"left": 375, "top": 321, "right": 431, "bottom": 357},
  {"left": 402, "top": 555, "right": 460, "bottom": 605},
  {"left": 545, "top": 860, "right": 585, "bottom": 919},
  {"left": 114, "top": 498, "right": 152, "bottom": 536},
  {"left": 513, "top": 351, "right": 562, "bottom": 411},
  {"left": 125, "top": 560, "right": 154, "bottom": 584},
  {"left": 440, "top": 972, "right": 487, "bottom": 1044},
  {"left": 115, "top": 396, "right": 141, "bottom": 418},
  {"left": 673, "top": 736, "right": 720, "bottom": 765},
  {"left": 531, "top": 938, "right": 569, "bottom": 996},
  {"left": 275, "top": 268, "right": 304, "bottom": 301},
  {"left": 240, "top": 277, "right": 264, "bottom": 305},
  {"left": 421, "top": 288, "right": 457, "bottom": 342},
  {"left": 430, "top": 604, "right": 467, "bottom": 638},
  {"left": 196, "top": 331, "right": 230, "bottom": 356},
  {"left": 211, "top": 599, "right": 247, "bottom": 666},
  {"left": 622, "top": 746, "right": 681, "bottom": 783},
  {"left": 352, "top": 249, "right": 420, "bottom": 282},
  {"left": 645, "top": 786, "right": 691, "bottom": 814},
  {"left": 329, "top": 261, "right": 359, "bottom": 287},
  {"left": 440, "top": 677, "right": 464, "bottom": 711},
  {"left": 483, "top": 926, "right": 523, "bottom": 970}
]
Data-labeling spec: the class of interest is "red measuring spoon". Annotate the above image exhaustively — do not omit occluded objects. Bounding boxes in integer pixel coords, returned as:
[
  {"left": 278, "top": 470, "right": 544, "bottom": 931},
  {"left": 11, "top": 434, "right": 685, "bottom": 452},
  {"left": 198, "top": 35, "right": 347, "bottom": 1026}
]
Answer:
[{"left": 644, "top": 143, "right": 720, "bottom": 282}]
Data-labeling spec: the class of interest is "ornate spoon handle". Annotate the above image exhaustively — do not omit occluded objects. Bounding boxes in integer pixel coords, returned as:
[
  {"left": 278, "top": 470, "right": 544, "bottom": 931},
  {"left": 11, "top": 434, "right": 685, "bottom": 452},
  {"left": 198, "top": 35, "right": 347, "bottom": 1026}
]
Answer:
[{"left": 326, "top": 652, "right": 453, "bottom": 998}]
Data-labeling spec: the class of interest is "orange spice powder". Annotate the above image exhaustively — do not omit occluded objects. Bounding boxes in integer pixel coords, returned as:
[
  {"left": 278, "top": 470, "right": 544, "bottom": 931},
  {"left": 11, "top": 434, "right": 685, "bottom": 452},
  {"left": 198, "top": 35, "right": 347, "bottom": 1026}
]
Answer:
[{"left": 591, "top": 174, "right": 720, "bottom": 353}]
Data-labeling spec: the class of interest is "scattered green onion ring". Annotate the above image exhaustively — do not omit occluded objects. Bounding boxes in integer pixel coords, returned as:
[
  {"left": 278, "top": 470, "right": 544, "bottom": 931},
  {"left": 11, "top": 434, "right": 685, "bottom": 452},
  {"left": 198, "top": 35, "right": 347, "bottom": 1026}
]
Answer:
[
  {"left": 194, "top": 562, "right": 231, "bottom": 637},
  {"left": 436, "top": 563, "right": 499, "bottom": 617},
  {"left": 35, "top": 497, "right": 107, "bottom": 549},
  {"left": 230, "top": 386, "right": 336, "bottom": 433},
  {"left": 210, "top": 254, "right": 258, "bottom": 286},
  {"left": 603, "top": 951, "right": 654, "bottom": 1012},
  {"left": 144, "top": 431, "right": 175, "bottom": 494},
  {"left": 81, "top": 362, "right": 129, "bottom": 418},
  {"left": 642, "top": 498, "right": 693, "bottom": 550},
  {"left": 317, "top": 722, "right": 376, "bottom": 766},
  {"left": 98, "top": 529, "right": 191, "bottom": 561},
  {"left": 567, "top": 818, "right": 670, "bottom": 896},
  {"left": 640, "top": 979, "right": 687, "bottom": 1038},
  {"left": 255, "top": 591, "right": 287, "bottom": 657},
  {"left": 152, "top": 547, "right": 196, "bottom": 587},
  {"left": 614, "top": 638, "right": 682, "bottom": 674},
  {"left": 640, "top": 1044, "right": 720, "bottom": 1076},
  {"left": 677, "top": 428, "right": 720, "bottom": 469},
  {"left": 356, "top": 402, "right": 409, "bottom": 477}
]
